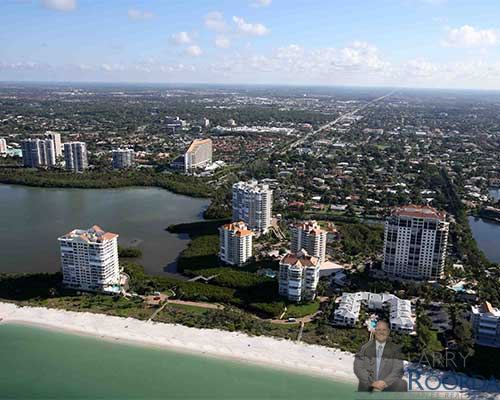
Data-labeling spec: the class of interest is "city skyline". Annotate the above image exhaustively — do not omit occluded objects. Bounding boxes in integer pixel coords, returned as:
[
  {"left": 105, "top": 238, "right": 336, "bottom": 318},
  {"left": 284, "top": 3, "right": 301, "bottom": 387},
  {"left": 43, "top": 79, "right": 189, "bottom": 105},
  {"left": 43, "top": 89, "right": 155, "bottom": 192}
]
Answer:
[{"left": 3, "top": 0, "right": 500, "bottom": 89}]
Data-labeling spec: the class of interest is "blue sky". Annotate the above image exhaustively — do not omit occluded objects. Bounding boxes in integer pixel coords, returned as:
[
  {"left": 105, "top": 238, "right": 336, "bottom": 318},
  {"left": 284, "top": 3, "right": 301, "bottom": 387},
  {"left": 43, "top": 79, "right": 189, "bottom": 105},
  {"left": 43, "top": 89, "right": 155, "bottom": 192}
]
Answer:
[{"left": 2, "top": 0, "right": 500, "bottom": 88}]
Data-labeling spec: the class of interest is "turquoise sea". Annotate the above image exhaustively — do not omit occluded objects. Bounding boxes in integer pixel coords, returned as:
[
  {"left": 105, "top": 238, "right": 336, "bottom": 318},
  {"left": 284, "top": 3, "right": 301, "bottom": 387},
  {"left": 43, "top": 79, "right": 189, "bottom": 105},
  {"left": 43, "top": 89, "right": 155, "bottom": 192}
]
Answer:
[{"left": 0, "top": 323, "right": 356, "bottom": 399}]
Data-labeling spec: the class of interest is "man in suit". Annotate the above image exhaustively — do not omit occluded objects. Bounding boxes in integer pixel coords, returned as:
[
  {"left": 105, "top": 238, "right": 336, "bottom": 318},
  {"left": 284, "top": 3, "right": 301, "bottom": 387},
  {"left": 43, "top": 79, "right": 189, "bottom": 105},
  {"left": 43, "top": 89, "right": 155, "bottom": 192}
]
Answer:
[{"left": 353, "top": 320, "right": 407, "bottom": 392}]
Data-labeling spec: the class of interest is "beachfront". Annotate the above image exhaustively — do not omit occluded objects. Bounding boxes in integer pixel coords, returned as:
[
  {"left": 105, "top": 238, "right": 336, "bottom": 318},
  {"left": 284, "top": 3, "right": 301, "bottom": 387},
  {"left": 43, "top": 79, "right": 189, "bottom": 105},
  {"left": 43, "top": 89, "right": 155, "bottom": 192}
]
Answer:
[
  {"left": 1, "top": 301, "right": 497, "bottom": 397},
  {"left": 0, "top": 301, "right": 356, "bottom": 384}
]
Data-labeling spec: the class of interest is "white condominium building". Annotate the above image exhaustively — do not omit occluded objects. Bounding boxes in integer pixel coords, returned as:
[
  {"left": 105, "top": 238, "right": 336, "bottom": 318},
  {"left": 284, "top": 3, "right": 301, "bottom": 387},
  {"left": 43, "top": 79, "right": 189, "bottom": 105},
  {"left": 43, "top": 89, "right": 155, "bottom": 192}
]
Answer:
[
  {"left": 219, "top": 221, "right": 253, "bottom": 266},
  {"left": 232, "top": 180, "right": 272, "bottom": 234},
  {"left": 333, "top": 292, "right": 415, "bottom": 333},
  {"left": 184, "top": 139, "right": 212, "bottom": 171},
  {"left": 471, "top": 302, "right": 500, "bottom": 348},
  {"left": 290, "top": 220, "right": 327, "bottom": 262},
  {"left": 112, "top": 148, "right": 134, "bottom": 169},
  {"left": 21, "top": 138, "right": 56, "bottom": 168},
  {"left": 45, "top": 131, "right": 62, "bottom": 157},
  {"left": 382, "top": 205, "right": 449, "bottom": 281},
  {"left": 59, "top": 225, "right": 120, "bottom": 292},
  {"left": 64, "top": 142, "right": 88, "bottom": 172},
  {"left": 279, "top": 250, "right": 321, "bottom": 302},
  {"left": 0, "top": 138, "right": 7, "bottom": 154}
]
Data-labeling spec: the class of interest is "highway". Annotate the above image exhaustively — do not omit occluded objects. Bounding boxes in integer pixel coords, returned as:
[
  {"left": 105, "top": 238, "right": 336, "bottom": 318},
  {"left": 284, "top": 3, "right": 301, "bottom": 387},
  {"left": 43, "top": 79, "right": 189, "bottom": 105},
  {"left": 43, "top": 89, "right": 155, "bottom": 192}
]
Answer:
[{"left": 278, "top": 90, "right": 396, "bottom": 155}]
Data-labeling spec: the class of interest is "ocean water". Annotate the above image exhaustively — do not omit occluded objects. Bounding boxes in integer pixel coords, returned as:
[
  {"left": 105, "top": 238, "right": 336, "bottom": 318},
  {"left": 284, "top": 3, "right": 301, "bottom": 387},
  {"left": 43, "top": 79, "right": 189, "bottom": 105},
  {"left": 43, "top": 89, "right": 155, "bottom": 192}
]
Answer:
[{"left": 0, "top": 324, "right": 356, "bottom": 399}]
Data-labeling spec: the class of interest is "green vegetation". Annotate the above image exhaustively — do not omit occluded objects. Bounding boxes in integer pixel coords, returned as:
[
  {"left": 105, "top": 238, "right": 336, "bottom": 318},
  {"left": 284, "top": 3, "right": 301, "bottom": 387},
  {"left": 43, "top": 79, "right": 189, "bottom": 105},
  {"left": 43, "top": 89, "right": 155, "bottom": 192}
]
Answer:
[
  {"left": 0, "top": 168, "right": 212, "bottom": 199},
  {"left": 336, "top": 222, "right": 384, "bottom": 261},
  {"left": 118, "top": 246, "right": 142, "bottom": 258},
  {"left": 285, "top": 300, "right": 321, "bottom": 318},
  {"left": 177, "top": 234, "right": 220, "bottom": 273}
]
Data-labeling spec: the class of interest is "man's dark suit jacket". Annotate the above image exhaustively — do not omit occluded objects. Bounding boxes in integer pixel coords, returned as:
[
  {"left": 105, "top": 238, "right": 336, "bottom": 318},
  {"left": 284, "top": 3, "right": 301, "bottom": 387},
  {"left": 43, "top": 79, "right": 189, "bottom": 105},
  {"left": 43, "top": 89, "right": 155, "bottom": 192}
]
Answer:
[{"left": 353, "top": 339, "right": 406, "bottom": 392}]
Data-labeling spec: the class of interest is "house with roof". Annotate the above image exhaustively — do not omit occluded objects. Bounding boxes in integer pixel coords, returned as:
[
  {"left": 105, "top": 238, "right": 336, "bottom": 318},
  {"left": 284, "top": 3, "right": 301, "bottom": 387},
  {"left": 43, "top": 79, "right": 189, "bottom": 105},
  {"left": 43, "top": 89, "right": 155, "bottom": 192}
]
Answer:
[{"left": 332, "top": 291, "right": 415, "bottom": 334}]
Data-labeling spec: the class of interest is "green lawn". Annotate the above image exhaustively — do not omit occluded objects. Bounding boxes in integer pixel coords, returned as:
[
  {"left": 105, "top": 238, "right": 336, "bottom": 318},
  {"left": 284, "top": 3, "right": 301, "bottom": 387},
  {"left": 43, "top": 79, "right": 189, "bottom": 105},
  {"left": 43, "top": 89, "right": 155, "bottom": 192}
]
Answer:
[{"left": 285, "top": 300, "right": 320, "bottom": 318}]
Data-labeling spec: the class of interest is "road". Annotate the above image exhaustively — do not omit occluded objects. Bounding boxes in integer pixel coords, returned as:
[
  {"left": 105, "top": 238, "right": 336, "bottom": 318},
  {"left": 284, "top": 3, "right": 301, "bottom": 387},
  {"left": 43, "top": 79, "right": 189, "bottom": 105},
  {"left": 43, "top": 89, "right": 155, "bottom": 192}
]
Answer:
[{"left": 278, "top": 90, "right": 396, "bottom": 155}]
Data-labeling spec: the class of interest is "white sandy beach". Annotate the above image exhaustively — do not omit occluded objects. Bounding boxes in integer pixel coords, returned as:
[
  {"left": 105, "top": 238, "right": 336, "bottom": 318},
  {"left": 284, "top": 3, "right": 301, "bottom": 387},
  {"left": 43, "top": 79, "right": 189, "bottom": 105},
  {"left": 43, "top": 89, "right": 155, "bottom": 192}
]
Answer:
[
  {"left": 0, "top": 301, "right": 357, "bottom": 384},
  {"left": 1, "top": 301, "right": 498, "bottom": 398}
]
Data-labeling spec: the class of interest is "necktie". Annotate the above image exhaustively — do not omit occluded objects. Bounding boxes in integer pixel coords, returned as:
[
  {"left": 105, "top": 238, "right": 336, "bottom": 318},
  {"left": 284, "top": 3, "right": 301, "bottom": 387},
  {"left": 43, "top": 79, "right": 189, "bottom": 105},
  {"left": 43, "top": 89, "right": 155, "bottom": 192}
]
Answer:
[{"left": 376, "top": 345, "right": 383, "bottom": 380}]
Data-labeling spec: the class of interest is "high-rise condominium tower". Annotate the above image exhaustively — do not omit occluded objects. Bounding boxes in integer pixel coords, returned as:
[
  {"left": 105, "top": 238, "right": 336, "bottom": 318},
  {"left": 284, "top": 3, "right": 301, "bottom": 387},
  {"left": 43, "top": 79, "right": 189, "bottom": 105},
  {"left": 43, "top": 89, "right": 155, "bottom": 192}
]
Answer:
[
  {"left": 382, "top": 205, "right": 449, "bottom": 281},
  {"left": 45, "top": 131, "right": 62, "bottom": 158},
  {"left": 112, "top": 148, "right": 134, "bottom": 169},
  {"left": 232, "top": 180, "right": 272, "bottom": 234},
  {"left": 290, "top": 220, "right": 327, "bottom": 262},
  {"left": 58, "top": 225, "right": 120, "bottom": 292},
  {"left": 279, "top": 250, "right": 321, "bottom": 302},
  {"left": 64, "top": 142, "right": 88, "bottom": 172},
  {"left": 184, "top": 138, "right": 212, "bottom": 172},
  {"left": 21, "top": 138, "right": 56, "bottom": 168},
  {"left": 219, "top": 221, "right": 253, "bottom": 266}
]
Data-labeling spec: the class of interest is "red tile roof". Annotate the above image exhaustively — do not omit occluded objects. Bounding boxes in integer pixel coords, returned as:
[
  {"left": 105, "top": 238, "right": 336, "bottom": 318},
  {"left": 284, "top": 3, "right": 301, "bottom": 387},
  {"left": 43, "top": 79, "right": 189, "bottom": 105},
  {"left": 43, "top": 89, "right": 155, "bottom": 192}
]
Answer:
[{"left": 392, "top": 205, "right": 446, "bottom": 220}]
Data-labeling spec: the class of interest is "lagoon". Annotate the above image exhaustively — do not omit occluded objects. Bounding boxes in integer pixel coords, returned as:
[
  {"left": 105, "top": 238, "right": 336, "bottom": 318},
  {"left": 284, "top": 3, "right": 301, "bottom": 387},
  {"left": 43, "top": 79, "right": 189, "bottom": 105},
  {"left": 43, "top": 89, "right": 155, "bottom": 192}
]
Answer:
[
  {"left": 0, "top": 184, "right": 209, "bottom": 275},
  {"left": 468, "top": 216, "right": 500, "bottom": 264}
]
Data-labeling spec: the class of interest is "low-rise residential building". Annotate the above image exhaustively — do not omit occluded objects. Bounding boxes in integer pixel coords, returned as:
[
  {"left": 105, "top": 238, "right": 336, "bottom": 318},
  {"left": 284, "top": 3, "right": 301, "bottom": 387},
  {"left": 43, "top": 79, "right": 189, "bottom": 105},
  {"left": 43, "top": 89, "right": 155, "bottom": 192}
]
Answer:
[
  {"left": 471, "top": 302, "right": 500, "bottom": 348},
  {"left": 219, "top": 221, "right": 253, "bottom": 266},
  {"left": 290, "top": 220, "right": 327, "bottom": 262},
  {"left": 333, "top": 292, "right": 415, "bottom": 333},
  {"left": 58, "top": 225, "right": 120, "bottom": 293},
  {"left": 279, "top": 250, "right": 321, "bottom": 302}
]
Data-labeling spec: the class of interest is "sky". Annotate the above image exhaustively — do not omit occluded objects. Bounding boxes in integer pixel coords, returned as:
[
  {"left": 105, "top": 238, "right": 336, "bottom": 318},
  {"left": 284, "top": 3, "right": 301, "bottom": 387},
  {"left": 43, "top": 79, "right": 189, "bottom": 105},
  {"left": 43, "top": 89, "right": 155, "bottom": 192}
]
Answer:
[{"left": 2, "top": 0, "right": 500, "bottom": 89}]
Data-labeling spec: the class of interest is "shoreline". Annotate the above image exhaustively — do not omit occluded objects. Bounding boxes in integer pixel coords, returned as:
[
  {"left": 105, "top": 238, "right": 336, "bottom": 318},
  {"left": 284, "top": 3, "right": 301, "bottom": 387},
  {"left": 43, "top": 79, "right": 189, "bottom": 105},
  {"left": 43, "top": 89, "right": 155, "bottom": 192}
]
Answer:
[
  {"left": 1, "top": 302, "right": 498, "bottom": 397},
  {"left": 0, "top": 302, "right": 357, "bottom": 386}
]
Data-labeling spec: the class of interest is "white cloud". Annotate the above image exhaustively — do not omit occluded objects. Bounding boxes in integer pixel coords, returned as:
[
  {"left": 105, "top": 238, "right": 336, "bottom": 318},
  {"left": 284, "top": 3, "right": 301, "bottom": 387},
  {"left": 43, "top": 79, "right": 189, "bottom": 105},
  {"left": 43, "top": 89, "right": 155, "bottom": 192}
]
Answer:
[
  {"left": 232, "top": 16, "right": 270, "bottom": 36},
  {"left": 251, "top": 0, "right": 272, "bottom": 7},
  {"left": 442, "top": 25, "right": 499, "bottom": 48},
  {"left": 169, "top": 31, "right": 193, "bottom": 45},
  {"left": 100, "top": 63, "right": 125, "bottom": 72},
  {"left": 41, "top": 0, "right": 76, "bottom": 12},
  {"left": 128, "top": 8, "right": 154, "bottom": 21},
  {"left": 185, "top": 45, "right": 203, "bottom": 57},
  {"left": 215, "top": 36, "right": 231, "bottom": 49},
  {"left": 335, "top": 41, "right": 389, "bottom": 71},
  {"left": 402, "top": 58, "right": 439, "bottom": 78},
  {"left": 204, "top": 11, "right": 227, "bottom": 32}
]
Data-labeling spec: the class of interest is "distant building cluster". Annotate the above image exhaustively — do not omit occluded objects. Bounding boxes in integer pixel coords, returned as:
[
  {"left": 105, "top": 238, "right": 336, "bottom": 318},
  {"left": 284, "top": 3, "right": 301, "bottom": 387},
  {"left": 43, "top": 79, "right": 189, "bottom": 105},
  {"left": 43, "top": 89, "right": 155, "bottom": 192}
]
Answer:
[
  {"left": 382, "top": 205, "right": 449, "bottom": 281},
  {"left": 0, "top": 138, "right": 6, "bottom": 154},
  {"left": 165, "top": 116, "right": 184, "bottom": 134},
  {"left": 333, "top": 292, "right": 415, "bottom": 333},
  {"left": 58, "top": 225, "right": 120, "bottom": 293}
]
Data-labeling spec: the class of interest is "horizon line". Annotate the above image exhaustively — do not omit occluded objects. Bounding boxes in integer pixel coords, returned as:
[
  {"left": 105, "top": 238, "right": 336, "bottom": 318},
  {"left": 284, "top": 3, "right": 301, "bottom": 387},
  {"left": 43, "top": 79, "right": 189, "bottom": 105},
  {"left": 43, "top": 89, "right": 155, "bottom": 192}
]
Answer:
[{"left": 1, "top": 80, "right": 500, "bottom": 93}]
